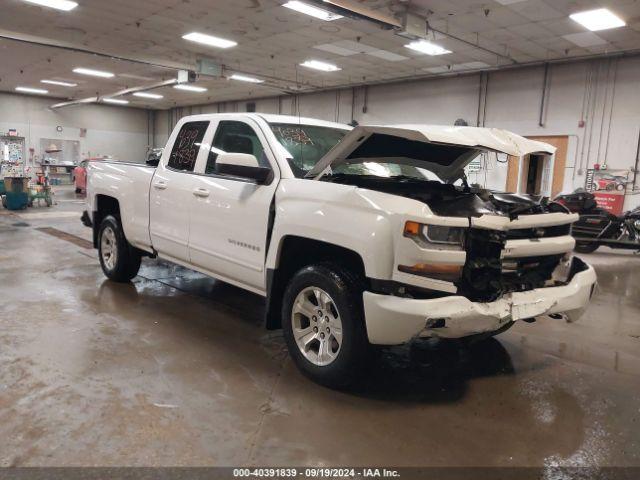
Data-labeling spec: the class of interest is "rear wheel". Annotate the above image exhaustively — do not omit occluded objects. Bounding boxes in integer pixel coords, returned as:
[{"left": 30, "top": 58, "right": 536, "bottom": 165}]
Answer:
[
  {"left": 282, "top": 263, "right": 370, "bottom": 389},
  {"left": 98, "top": 215, "right": 141, "bottom": 282},
  {"left": 574, "top": 241, "right": 599, "bottom": 254}
]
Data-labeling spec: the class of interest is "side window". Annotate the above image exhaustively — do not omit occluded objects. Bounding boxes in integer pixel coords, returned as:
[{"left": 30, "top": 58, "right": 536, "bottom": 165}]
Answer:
[
  {"left": 167, "top": 121, "right": 209, "bottom": 172},
  {"left": 206, "top": 121, "right": 268, "bottom": 175}
]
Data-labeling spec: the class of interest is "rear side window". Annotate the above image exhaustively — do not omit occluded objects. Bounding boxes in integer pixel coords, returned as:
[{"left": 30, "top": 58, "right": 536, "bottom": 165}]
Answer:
[
  {"left": 167, "top": 121, "right": 209, "bottom": 172},
  {"left": 206, "top": 121, "right": 268, "bottom": 175}
]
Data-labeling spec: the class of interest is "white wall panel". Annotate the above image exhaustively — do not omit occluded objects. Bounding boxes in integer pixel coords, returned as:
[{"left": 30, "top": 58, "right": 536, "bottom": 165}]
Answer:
[{"left": 0, "top": 93, "right": 150, "bottom": 164}]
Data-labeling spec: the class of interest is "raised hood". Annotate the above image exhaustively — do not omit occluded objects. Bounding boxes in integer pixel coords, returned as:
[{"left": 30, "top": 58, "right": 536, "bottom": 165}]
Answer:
[{"left": 308, "top": 124, "right": 556, "bottom": 181}]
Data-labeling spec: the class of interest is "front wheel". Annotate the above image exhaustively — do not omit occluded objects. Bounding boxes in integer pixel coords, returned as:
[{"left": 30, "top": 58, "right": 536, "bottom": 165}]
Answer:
[
  {"left": 282, "top": 263, "right": 370, "bottom": 389},
  {"left": 98, "top": 215, "right": 141, "bottom": 282},
  {"left": 574, "top": 241, "right": 599, "bottom": 254}
]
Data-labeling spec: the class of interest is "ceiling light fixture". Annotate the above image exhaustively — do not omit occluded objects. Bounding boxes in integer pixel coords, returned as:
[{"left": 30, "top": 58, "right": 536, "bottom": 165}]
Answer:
[
  {"left": 133, "top": 92, "right": 164, "bottom": 99},
  {"left": 569, "top": 8, "right": 625, "bottom": 31},
  {"left": 283, "top": 1, "right": 343, "bottom": 21},
  {"left": 73, "top": 67, "right": 115, "bottom": 78},
  {"left": 182, "top": 32, "right": 237, "bottom": 49},
  {"left": 103, "top": 98, "right": 129, "bottom": 105},
  {"left": 405, "top": 40, "right": 451, "bottom": 55},
  {"left": 229, "top": 74, "right": 264, "bottom": 83},
  {"left": 15, "top": 86, "right": 48, "bottom": 95},
  {"left": 300, "top": 60, "right": 341, "bottom": 71},
  {"left": 21, "top": 0, "right": 77, "bottom": 11},
  {"left": 173, "top": 84, "right": 208, "bottom": 92},
  {"left": 41, "top": 79, "right": 77, "bottom": 87}
]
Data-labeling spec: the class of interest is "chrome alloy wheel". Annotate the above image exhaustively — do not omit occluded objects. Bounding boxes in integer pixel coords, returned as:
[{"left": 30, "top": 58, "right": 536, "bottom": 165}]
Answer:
[
  {"left": 291, "top": 287, "right": 343, "bottom": 366},
  {"left": 100, "top": 225, "right": 118, "bottom": 271}
]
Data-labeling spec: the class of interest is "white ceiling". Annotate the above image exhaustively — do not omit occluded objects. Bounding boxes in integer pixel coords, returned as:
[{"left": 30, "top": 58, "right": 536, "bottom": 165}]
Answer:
[{"left": 1, "top": 0, "right": 639, "bottom": 109}]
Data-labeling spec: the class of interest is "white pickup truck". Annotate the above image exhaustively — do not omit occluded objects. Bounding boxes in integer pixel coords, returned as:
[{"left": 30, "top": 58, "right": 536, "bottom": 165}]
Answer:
[{"left": 83, "top": 113, "right": 597, "bottom": 388}]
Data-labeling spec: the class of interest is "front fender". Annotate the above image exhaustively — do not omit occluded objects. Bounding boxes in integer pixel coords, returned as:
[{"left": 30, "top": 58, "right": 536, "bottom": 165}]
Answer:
[{"left": 265, "top": 179, "right": 431, "bottom": 280}]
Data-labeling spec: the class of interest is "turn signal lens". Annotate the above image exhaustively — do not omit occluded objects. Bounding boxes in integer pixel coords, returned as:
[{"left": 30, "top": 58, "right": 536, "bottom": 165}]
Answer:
[{"left": 404, "top": 221, "right": 421, "bottom": 237}]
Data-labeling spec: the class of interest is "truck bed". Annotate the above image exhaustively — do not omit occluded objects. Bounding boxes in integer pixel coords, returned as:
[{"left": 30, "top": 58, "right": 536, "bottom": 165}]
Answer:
[{"left": 86, "top": 161, "right": 155, "bottom": 252}]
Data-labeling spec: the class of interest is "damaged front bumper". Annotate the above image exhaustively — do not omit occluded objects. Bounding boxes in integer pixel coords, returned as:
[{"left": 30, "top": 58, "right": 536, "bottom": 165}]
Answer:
[{"left": 363, "top": 257, "right": 597, "bottom": 345}]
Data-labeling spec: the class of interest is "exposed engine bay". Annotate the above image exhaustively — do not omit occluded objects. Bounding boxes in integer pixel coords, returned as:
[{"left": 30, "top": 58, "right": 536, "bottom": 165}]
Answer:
[
  {"left": 457, "top": 229, "right": 571, "bottom": 302},
  {"left": 321, "top": 173, "right": 574, "bottom": 301},
  {"left": 320, "top": 173, "right": 568, "bottom": 219}
]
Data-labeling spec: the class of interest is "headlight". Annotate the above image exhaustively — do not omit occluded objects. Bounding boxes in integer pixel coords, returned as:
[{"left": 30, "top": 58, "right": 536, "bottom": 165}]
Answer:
[
  {"left": 634, "top": 219, "right": 640, "bottom": 231},
  {"left": 404, "top": 221, "right": 466, "bottom": 250}
]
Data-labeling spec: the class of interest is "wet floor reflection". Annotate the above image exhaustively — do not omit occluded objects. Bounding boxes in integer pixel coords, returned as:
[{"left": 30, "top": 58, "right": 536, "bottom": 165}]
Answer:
[{"left": 355, "top": 339, "right": 515, "bottom": 402}]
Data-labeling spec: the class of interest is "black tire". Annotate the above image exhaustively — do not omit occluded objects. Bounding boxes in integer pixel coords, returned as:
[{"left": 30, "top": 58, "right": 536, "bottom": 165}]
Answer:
[
  {"left": 98, "top": 215, "right": 141, "bottom": 282},
  {"left": 574, "top": 241, "right": 599, "bottom": 254},
  {"left": 282, "top": 263, "right": 370, "bottom": 389}
]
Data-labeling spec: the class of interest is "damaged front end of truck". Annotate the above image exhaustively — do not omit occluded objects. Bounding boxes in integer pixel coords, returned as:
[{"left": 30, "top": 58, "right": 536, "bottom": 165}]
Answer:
[{"left": 308, "top": 124, "right": 597, "bottom": 344}]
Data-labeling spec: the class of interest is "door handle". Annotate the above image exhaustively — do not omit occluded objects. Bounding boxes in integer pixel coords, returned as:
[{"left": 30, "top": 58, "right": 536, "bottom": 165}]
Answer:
[
  {"left": 193, "top": 188, "right": 210, "bottom": 198},
  {"left": 153, "top": 181, "right": 167, "bottom": 190}
]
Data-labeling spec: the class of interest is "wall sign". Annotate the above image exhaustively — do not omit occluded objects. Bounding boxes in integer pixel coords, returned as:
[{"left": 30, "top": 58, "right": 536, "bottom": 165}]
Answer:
[{"left": 585, "top": 168, "right": 630, "bottom": 215}]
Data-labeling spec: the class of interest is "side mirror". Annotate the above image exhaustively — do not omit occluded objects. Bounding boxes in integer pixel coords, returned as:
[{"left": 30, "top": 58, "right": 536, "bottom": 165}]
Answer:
[{"left": 215, "top": 152, "right": 272, "bottom": 184}]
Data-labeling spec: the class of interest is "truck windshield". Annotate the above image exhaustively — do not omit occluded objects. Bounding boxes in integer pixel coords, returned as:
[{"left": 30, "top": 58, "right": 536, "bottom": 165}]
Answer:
[{"left": 269, "top": 123, "right": 347, "bottom": 178}]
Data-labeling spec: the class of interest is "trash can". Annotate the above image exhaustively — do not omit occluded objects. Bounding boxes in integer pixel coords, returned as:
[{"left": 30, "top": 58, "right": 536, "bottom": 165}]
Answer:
[{"left": 3, "top": 177, "right": 29, "bottom": 210}]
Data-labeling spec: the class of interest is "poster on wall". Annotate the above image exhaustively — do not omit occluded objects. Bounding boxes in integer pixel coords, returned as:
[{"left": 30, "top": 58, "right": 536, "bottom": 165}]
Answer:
[{"left": 585, "top": 168, "right": 630, "bottom": 215}]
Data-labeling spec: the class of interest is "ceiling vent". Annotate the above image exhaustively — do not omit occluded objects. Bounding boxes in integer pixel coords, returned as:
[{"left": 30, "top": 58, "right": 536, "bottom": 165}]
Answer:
[{"left": 396, "top": 11, "right": 427, "bottom": 40}]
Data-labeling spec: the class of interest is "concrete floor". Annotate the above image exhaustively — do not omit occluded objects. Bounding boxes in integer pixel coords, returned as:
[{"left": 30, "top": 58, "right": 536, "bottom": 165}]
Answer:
[{"left": 1, "top": 185, "right": 639, "bottom": 468}]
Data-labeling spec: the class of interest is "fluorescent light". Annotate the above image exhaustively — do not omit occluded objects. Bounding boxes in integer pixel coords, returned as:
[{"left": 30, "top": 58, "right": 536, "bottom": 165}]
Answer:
[
  {"left": 300, "top": 60, "right": 341, "bottom": 72},
  {"left": 133, "top": 92, "right": 164, "bottom": 99},
  {"left": 182, "top": 32, "right": 237, "bottom": 49},
  {"left": 283, "top": 1, "right": 343, "bottom": 21},
  {"left": 73, "top": 67, "right": 115, "bottom": 78},
  {"left": 15, "top": 86, "right": 48, "bottom": 95},
  {"left": 22, "top": 0, "right": 77, "bottom": 11},
  {"left": 103, "top": 98, "right": 129, "bottom": 105},
  {"left": 570, "top": 8, "right": 625, "bottom": 32},
  {"left": 41, "top": 79, "right": 77, "bottom": 87},
  {"left": 229, "top": 74, "right": 264, "bottom": 84},
  {"left": 173, "top": 84, "right": 208, "bottom": 92},
  {"left": 405, "top": 40, "right": 451, "bottom": 55}
]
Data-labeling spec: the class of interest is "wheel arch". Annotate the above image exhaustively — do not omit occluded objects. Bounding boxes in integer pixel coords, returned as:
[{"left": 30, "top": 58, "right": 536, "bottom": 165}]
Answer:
[
  {"left": 264, "top": 235, "right": 367, "bottom": 330},
  {"left": 92, "top": 195, "right": 121, "bottom": 247}
]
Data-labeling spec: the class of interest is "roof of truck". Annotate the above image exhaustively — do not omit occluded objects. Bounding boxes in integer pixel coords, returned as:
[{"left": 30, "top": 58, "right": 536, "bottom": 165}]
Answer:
[
  {"left": 176, "top": 112, "right": 350, "bottom": 130},
  {"left": 256, "top": 113, "right": 350, "bottom": 130}
]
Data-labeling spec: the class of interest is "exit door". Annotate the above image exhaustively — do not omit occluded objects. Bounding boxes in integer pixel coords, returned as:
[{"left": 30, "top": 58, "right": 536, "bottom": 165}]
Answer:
[
  {"left": 523, "top": 154, "right": 548, "bottom": 194},
  {"left": 505, "top": 135, "right": 568, "bottom": 197}
]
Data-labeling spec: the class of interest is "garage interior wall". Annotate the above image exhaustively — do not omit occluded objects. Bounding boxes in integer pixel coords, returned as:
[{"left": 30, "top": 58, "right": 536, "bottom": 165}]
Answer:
[
  {"left": 0, "top": 92, "right": 151, "bottom": 164},
  {"left": 154, "top": 55, "right": 640, "bottom": 210}
]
